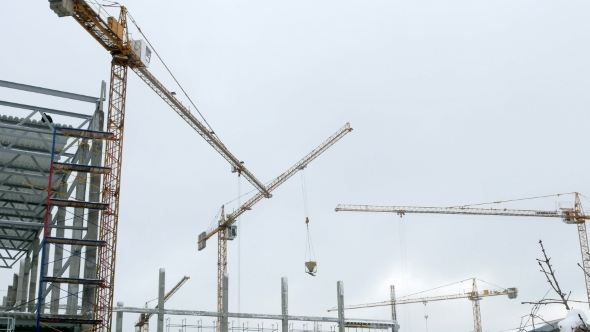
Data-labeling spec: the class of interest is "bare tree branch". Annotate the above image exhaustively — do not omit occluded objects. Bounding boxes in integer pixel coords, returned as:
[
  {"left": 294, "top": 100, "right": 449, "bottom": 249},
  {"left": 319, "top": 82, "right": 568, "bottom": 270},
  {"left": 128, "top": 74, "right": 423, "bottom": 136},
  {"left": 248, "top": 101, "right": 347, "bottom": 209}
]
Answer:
[
  {"left": 537, "top": 240, "right": 570, "bottom": 310},
  {"left": 577, "top": 313, "right": 589, "bottom": 332}
]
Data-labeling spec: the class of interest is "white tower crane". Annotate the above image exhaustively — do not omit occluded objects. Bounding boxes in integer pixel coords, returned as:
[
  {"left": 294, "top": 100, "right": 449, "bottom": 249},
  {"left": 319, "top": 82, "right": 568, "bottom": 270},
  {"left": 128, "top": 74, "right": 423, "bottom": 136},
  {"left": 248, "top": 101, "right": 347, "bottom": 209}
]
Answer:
[{"left": 335, "top": 192, "right": 590, "bottom": 310}]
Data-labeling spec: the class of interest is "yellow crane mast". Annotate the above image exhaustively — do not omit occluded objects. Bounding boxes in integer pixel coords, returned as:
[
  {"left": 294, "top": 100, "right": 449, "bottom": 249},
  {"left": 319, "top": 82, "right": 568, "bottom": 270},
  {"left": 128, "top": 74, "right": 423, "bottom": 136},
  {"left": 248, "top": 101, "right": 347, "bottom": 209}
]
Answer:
[
  {"left": 135, "top": 276, "right": 190, "bottom": 332},
  {"left": 335, "top": 192, "right": 590, "bottom": 310},
  {"left": 48, "top": 1, "right": 269, "bottom": 331},
  {"left": 327, "top": 278, "right": 518, "bottom": 332},
  {"left": 198, "top": 123, "right": 353, "bottom": 327}
]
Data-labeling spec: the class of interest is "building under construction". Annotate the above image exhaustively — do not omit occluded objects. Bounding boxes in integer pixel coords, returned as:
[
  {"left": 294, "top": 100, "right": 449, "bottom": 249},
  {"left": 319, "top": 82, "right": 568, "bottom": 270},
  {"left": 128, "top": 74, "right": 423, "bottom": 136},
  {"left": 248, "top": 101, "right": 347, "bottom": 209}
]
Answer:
[{"left": 0, "top": 1, "right": 589, "bottom": 332}]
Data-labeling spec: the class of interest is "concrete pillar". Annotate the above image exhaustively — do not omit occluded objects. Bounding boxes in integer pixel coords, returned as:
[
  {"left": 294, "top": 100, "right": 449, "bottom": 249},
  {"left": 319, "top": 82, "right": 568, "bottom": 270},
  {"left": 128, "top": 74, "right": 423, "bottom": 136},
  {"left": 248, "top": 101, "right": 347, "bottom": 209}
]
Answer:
[
  {"left": 281, "top": 277, "right": 288, "bottom": 332},
  {"left": 221, "top": 273, "right": 229, "bottom": 332},
  {"left": 50, "top": 181, "right": 67, "bottom": 314},
  {"left": 67, "top": 141, "right": 89, "bottom": 315},
  {"left": 8, "top": 273, "right": 18, "bottom": 307},
  {"left": 21, "top": 254, "right": 31, "bottom": 312},
  {"left": 40, "top": 241, "right": 51, "bottom": 313},
  {"left": 28, "top": 238, "right": 40, "bottom": 312},
  {"left": 116, "top": 302, "right": 123, "bottom": 332},
  {"left": 6, "top": 286, "right": 13, "bottom": 307},
  {"left": 337, "top": 281, "right": 344, "bottom": 332},
  {"left": 157, "top": 268, "right": 165, "bottom": 332},
  {"left": 390, "top": 285, "right": 398, "bottom": 332},
  {"left": 15, "top": 260, "right": 25, "bottom": 309},
  {"left": 82, "top": 82, "right": 105, "bottom": 317}
]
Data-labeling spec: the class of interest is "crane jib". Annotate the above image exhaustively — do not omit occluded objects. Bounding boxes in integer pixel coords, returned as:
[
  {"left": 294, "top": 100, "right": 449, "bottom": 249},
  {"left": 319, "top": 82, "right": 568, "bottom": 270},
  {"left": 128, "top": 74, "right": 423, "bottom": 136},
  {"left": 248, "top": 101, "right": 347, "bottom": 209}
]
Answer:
[
  {"left": 133, "top": 67, "right": 271, "bottom": 198},
  {"left": 334, "top": 205, "right": 575, "bottom": 219},
  {"left": 198, "top": 123, "right": 353, "bottom": 246}
]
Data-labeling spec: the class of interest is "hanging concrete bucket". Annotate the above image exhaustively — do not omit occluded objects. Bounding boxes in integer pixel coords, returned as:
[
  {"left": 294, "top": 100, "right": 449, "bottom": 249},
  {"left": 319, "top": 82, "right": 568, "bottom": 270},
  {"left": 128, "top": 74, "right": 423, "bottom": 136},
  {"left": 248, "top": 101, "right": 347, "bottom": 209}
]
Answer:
[{"left": 305, "top": 261, "right": 317, "bottom": 276}]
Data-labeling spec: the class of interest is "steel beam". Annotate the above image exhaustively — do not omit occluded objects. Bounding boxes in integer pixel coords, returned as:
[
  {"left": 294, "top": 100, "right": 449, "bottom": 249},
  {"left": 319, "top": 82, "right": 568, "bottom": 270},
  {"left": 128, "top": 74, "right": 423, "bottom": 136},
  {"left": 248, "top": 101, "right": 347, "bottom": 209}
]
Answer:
[
  {"left": 0, "top": 80, "right": 99, "bottom": 103},
  {"left": 0, "top": 100, "right": 92, "bottom": 119},
  {"left": 113, "top": 306, "right": 395, "bottom": 325}
]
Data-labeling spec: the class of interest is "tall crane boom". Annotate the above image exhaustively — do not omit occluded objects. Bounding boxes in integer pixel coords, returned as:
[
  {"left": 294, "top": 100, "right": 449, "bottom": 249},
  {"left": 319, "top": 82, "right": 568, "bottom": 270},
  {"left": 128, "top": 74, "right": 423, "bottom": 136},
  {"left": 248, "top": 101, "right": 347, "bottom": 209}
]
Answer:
[
  {"left": 49, "top": 1, "right": 270, "bottom": 331},
  {"left": 69, "top": 0, "right": 270, "bottom": 197},
  {"left": 198, "top": 122, "right": 353, "bottom": 328},
  {"left": 335, "top": 192, "right": 590, "bottom": 311}
]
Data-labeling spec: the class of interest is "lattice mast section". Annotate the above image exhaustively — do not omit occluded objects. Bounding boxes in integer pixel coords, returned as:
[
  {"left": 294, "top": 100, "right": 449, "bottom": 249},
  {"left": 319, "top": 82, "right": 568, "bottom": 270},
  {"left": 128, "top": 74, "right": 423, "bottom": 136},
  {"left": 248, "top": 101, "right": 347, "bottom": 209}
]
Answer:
[
  {"left": 95, "top": 11, "right": 129, "bottom": 332},
  {"left": 575, "top": 194, "right": 590, "bottom": 307},
  {"left": 469, "top": 279, "right": 482, "bottom": 332},
  {"left": 217, "top": 206, "right": 227, "bottom": 319}
]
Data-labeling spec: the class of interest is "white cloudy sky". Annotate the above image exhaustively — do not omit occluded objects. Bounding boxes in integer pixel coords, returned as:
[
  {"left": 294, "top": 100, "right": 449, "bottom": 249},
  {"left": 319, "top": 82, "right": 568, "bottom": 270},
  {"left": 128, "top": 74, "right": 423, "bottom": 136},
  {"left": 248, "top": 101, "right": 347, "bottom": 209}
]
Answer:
[{"left": 2, "top": 1, "right": 590, "bottom": 332}]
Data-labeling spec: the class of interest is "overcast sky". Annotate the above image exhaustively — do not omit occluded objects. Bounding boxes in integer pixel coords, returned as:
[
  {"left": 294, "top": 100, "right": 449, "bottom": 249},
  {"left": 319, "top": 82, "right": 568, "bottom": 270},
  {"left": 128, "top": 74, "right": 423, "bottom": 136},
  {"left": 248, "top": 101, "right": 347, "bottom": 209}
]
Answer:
[{"left": 2, "top": 1, "right": 590, "bottom": 331}]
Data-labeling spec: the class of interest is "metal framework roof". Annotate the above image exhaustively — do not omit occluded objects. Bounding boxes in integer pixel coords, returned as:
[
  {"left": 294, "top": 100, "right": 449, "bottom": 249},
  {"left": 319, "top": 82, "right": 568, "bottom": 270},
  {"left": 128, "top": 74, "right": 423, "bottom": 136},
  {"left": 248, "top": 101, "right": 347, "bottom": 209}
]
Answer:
[{"left": 0, "top": 80, "right": 99, "bottom": 268}]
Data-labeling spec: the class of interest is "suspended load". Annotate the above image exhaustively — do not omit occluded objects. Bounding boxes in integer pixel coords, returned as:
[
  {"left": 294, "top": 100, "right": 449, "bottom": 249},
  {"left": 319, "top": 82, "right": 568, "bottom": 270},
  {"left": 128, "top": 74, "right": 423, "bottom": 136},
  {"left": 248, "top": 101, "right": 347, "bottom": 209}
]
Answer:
[
  {"left": 300, "top": 169, "right": 317, "bottom": 276},
  {"left": 305, "top": 217, "right": 317, "bottom": 276}
]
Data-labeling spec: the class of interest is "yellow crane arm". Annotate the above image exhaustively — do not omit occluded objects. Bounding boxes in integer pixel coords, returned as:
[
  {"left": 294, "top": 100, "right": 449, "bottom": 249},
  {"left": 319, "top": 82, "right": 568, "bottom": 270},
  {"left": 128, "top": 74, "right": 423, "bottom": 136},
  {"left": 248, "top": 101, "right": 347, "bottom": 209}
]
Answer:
[
  {"left": 61, "top": 0, "right": 271, "bottom": 197},
  {"left": 199, "top": 122, "right": 353, "bottom": 245},
  {"left": 132, "top": 67, "right": 271, "bottom": 197},
  {"left": 135, "top": 276, "right": 190, "bottom": 327},
  {"left": 327, "top": 288, "right": 517, "bottom": 312}
]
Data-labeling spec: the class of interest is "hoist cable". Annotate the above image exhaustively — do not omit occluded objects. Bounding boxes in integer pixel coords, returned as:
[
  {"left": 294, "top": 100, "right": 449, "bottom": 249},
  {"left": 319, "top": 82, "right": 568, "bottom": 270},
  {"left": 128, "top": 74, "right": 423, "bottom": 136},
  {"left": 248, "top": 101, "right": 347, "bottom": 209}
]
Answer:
[{"left": 451, "top": 192, "right": 575, "bottom": 208}]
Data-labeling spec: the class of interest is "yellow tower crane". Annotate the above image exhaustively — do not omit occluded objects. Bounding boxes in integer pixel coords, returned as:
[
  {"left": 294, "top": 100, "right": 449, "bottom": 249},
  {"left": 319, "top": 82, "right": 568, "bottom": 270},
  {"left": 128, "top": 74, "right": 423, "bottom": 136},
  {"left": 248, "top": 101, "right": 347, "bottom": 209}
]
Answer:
[
  {"left": 48, "top": 1, "right": 269, "bottom": 331},
  {"left": 327, "top": 278, "right": 518, "bottom": 332},
  {"left": 198, "top": 123, "right": 353, "bottom": 328},
  {"left": 335, "top": 192, "right": 590, "bottom": 311},
  {"left": 135, "top": 276, "right": 190, "bottom": 332}
]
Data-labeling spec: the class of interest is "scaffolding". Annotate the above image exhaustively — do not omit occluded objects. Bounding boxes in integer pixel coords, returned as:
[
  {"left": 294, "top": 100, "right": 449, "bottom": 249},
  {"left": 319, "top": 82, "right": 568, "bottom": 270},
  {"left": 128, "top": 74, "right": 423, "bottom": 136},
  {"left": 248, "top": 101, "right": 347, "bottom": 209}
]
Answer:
[{"left": 36, "top": 124, "right": 112, "bottom": 328}]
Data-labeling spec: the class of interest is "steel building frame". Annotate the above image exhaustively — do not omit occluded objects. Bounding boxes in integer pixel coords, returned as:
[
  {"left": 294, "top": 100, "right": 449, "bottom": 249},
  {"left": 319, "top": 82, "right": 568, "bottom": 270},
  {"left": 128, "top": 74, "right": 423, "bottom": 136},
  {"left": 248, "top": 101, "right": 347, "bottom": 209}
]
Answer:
[{"left": 0, "top": 80, "right": 108, "bottom": 329}]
